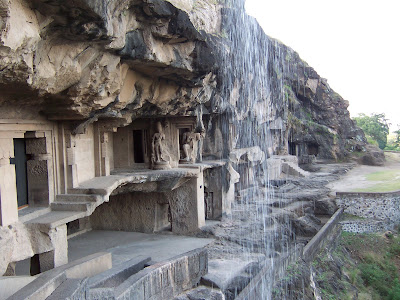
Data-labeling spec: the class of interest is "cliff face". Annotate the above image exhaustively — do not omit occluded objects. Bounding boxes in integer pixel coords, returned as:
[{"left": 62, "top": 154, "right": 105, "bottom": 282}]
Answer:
[
  {"left": 276, "top": 42, "right": 368, "bottom": 161},
  {"left": 213, "top": 4, "right": 371, "bottom": 162},
  {"left": 0, "top": 0, "right": 218, "bottom": 125},
  {"left": 0, "top": 0, "right": 373, "bottom": 162}
]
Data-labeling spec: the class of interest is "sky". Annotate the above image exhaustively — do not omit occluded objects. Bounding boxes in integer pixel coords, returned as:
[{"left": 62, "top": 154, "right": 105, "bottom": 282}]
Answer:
[{"left": 245, "top": 0, "right": 400, "bottom": 132}]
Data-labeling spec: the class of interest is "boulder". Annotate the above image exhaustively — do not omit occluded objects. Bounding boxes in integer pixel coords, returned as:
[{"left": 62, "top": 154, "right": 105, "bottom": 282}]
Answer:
[{"left": 358, "top": 144, "right": 385, "bottom": 166}]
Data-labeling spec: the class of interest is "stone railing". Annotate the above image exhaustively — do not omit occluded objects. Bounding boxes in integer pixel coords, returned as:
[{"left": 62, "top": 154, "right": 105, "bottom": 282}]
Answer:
[
  {"left": 236, "top": 208, "right": 344, "bottom": 299},
  {"left": 302, "top": 208, "right": 344, "bottom": 262}
]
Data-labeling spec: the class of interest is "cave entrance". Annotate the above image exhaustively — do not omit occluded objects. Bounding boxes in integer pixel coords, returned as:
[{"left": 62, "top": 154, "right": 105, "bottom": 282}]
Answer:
[
  {"left": 288, "top": 142, "right": 297, "bottom": 156},
  {"left": 308, "top": 143, "right": 319, "bottom": 156},
  {"left": 11, "top": 135, "right": 52, "bottom": 209}
]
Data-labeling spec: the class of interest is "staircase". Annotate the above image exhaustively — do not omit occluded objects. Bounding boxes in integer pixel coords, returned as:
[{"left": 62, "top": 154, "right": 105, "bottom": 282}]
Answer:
[
  {"left": 282, "top": 161, "right": 310, "bottom": 177},
  {"left": 50, "top": 194, "right": 105, "bottom": 215}
]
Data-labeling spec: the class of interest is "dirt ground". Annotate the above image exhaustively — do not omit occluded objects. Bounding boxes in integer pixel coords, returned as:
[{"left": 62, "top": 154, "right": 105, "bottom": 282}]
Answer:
[{"left": 327, "top": 152, "right": 400, "bottom": 192}]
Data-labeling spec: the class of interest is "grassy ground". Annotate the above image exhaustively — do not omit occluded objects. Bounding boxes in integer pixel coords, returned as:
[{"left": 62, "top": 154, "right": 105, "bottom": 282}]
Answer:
[
  {"left": 352, "top": 169, "right": 400, "bottom": 192},
  {"left": 339, "top": 231, "right": 400, "bottom": 299},
  {"left": 274, "top": 229, "right": 400, "bottom": 299}
]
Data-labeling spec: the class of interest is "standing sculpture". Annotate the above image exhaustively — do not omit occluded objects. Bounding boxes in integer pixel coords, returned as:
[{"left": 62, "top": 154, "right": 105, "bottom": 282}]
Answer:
[
  {"left": 151, "top": 121, "right": 171, "bottom": 170},
  {"left": 179, "top": 129, "right": 205, "bottom": 164}
]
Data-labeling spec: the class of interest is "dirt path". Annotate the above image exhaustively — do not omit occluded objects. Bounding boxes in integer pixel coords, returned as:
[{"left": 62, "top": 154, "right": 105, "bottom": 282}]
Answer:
[{"left": 327, "top": 152, "right": 400, "bottom": 192}]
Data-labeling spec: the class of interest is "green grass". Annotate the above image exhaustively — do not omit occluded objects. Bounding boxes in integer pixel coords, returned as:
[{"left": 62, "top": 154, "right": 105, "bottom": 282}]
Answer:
[
  {"left": 352, "top": 181, "right": 400, "bottom": 193},
  {"left": 340, "top": 232, "right": 400, "bottom": 300},
  {"left": 343, "top": 213, "right": 366, "bottom": 221},
  {"left": 366, "top": 170, "right": 400, "bottom": 181},
  {"left": 352, "top": 169, "right": 400, "bottom": 192}
]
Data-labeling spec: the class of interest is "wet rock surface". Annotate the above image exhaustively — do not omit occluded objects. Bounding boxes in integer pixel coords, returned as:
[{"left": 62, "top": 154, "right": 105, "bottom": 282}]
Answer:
[
  {"left": 174, "top": 286, "right": 225, "bottom": 300},
  {"left": 182, "top": 162, "right": 355, "bottom": 299}
]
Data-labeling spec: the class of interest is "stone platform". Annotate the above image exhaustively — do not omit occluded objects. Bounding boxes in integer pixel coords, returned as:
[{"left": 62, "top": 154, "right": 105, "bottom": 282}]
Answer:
[{"left": 68, "top": 230, "right": 214, "bottom": 266}]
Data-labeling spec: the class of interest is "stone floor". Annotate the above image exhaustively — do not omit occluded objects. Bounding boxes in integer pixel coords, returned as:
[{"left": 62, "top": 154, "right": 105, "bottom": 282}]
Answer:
[
  {"left": 15, "top": 230, "right": 213, "bottom": 276},
  {"left": 68, "top": 230, "right": 214, "bottom": 266}
]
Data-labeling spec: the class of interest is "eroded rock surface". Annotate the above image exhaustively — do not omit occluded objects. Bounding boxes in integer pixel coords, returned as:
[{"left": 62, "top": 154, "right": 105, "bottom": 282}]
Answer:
[
  {"left": 197, "top": 162, "right": 355, "bottom": 299},
  {"left": 0, "top": 0, "right": 217, "bottom": 124},
  {"left": 0, "top": 0, "right": 374, "bottom": 162}
]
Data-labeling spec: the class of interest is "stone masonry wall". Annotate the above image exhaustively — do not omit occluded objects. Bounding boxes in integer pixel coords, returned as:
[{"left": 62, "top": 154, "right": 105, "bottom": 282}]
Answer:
[
  {"left": 336, "top": 191, "right": 400, "bottom": 224},
  {"left": 341, "top": 220, "right": 393, "bottom": 234}
]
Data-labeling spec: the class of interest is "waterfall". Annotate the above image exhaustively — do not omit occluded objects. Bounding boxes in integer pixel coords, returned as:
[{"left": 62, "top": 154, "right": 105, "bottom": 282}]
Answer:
[{"left": 214, "top": 1, "right": 297, "bottom": 298}]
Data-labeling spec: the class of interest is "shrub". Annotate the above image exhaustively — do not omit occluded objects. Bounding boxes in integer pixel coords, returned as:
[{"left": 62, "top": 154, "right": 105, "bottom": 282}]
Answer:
[{"left": 359, "top": 263, "right": 392, "bottom": 296}]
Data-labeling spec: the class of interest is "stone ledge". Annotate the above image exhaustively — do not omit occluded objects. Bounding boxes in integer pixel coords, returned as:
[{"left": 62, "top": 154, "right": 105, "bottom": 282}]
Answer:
[
  {"left": 25, "top": 211, "right": 87, "bottom": 229},
  {"left": 88, "top": 256, "right": 151, "bottom": 289},
  {"left": 114, "top": 248, "right": 208, "bottom": 300},
  {"left": 8, "top": 252, "right": 111, "bottom": 300}
]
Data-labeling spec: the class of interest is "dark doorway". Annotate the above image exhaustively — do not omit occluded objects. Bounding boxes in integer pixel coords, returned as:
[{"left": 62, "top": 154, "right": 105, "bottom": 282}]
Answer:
[
  {"left": 133, "top": 130, "right": 145, "bottom": 163},
  {"left": 289, "top": 142, "right": 297, "bottom": 156},
  {"left": 308, "top": 143, "right": 319, "bottom": 156},
  {"left": 11, "top": 139, "right": 28, "bottom": 208}
]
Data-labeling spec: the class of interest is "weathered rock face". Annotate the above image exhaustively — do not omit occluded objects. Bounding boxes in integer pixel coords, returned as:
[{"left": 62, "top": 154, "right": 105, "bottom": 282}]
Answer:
[
  {"left": 0, "top": 0, "right": 217, "bottom": 123},
  {"left": 275, "top": 42, "right": 370, "bottom": 161},
  {"left": 0, "top": 0, "right": 371, "bottom": 162}
]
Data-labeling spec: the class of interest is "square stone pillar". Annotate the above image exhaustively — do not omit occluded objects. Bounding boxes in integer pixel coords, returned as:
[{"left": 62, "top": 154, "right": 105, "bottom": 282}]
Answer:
[
  {"left": 94, "top": 124, "right": 113, "bottom": 177},
  {"left": 101, "top": 132, "right": 111, "bottom": 176},
  {"left": 0, "top": 138, "right": 18, "bottom": 226},
  {"left": 168, "top": 172, "right": 205, "bottom": 234},
  {"left": 65, "top": 131, "right": 79, "bottom": 188},
  {"left": 25, "top": 135, "right": 54, "bottom": 206},
  {"left": 204, "top": 165, "right": 238, "bottom": 220}
]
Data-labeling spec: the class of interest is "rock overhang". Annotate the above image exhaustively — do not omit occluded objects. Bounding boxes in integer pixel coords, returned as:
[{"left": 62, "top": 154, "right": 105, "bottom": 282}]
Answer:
[{"left": 0, "top": 0, "right": 219, "bottom": 121}]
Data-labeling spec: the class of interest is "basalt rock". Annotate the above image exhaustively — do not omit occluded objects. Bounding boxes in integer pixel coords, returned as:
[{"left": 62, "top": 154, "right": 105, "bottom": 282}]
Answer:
[
  {"left": 273, "top": 42, "right": 370, "bottom": 161},
  {"left": 0, "top": 0, "right": 218, "bottom": 122},
  {"left": 358, "top": 144, "right": 385, "bottom": 166},
  {"left": 0, "top": 0, "right": 373, "bottom": 163}
]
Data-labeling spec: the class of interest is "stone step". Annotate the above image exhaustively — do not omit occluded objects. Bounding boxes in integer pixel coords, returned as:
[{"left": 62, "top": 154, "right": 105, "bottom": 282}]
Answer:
[
  {"left": 67, "top": 188, "right": 108, "bottom": 195},
  {"left": 56, "top": 194, "right": 102, "bottom": 203},
  {"left": 51, "top": 201, "right": 94, "bottom": 212},
  {"left": 282, "top": 161, "right": 310, "bottom": 178},
  {"left": 25, "top": 211, "right": 87, "bottom": 228}
]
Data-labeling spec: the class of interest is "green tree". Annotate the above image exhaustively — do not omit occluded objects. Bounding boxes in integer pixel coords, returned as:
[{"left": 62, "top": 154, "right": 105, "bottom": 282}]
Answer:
[
  {"left": 353, "top": 113, "right": 390, "bottom": 149},
  {"left": 395, "top": 127, "right": 400, "bottom": 148},
  {"left": 386, "top": 125, "right": 400, "bottom": 151}
]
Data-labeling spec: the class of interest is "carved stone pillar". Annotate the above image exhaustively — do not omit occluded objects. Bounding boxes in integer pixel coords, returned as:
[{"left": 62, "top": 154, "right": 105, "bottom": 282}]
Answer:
[
  {"left": 65, "top": 131, "right": 79, "bottom": 188},
  {"left": 101, "top": 132, "right": 111, "bottom": 176},
  {"left": 0, "top": 137, "right": 18, "bottom": 226},
  {"left": 25, "top": 133, "right": 54, "bottom": 206},
  {"left": 168, "top": 171, "right": 205, "bottom": 234}
]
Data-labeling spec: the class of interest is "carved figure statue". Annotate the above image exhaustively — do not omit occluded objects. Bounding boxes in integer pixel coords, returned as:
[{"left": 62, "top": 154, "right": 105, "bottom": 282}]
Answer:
[
  {"left": 180, "top": 129, "right": 205, "bottom": 164},
  {"left": 151, "top": 121, "right": 171, "bottom": 169}
]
